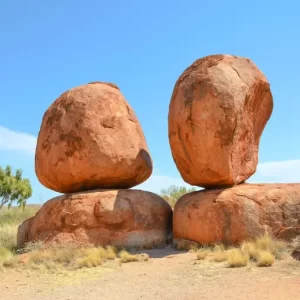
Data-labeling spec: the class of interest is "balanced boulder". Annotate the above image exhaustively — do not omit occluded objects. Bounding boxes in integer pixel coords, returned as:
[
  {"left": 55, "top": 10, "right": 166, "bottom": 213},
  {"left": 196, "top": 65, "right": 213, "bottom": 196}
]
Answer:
[
  {"left": 173, "top": 184, "right": 300, "bottom": 245},
  {"left": 17, "top": 189, "right": 172, "bottom": 249},
  {"left": 35, "top": 82, "right": 152, "bottom": 193},
  {"left": 168, "top": 55, "right": 273, "bottom": 188}
]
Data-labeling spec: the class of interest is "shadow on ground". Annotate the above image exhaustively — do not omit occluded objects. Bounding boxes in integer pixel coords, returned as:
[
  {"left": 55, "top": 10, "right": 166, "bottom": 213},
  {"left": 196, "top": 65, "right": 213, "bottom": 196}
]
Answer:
[{"left": 132, "top": 245, "right": 187, "bottom": 258}]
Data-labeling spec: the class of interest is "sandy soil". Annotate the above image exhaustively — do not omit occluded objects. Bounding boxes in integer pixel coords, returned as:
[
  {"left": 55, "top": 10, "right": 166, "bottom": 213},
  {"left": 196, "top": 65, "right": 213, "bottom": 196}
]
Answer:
[{"left": 1, "top": 247, "right": 300, "bottom": 300}]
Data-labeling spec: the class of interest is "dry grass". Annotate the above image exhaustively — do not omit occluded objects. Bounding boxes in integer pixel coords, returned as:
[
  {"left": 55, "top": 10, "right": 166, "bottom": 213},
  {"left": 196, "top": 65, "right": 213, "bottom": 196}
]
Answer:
[
  {"left": 0, "top": 224, "right": 18, "bottom": 250},
  {"left": 194, "top": 233, "right": 288, "bottom": 268},
  {"left": 210, "top": 245, "right": 228, "bottom": 262},
  {"left": 241, "top": 241, "right": 259, "bottom": 260},
  {"left": 227, "top": 249, "right": 249, "bottom": 268},
  {"left": 0, "top": 206, "right": 149, "bottom": 272},
  {"left": 0, "top": 206, "right": 39, "bottom": 269},
  {"left": 23, "top": 244, "right": 147, "bottom": 270},
  {"left": 256, "top": 251, "right": 275, "bottom": 267},
  {"left": 196, "top": 249, "right": 210, "bottom": 260},
  {"left": 0, "top": 247, "right": 18, "bottom": 269},
  {"left": 242, "top": 233, "right": 286, "bottom": 261},
  {"left": 119, "top": 250, "right": 139, "bottom": 263},
  {"left": 0, "top": 205, "right": 39, "bottom": 251},
  {"left": 0, "top": 205, "right": 39, "bottom": 226},
  {"left": 77, "top": 246, "right": 117, "bottom": 268},
  {"left": 119, "top": 250, "right": 149, "bottom": 263},
  {"left": 1, "top": 243, "right": 149, "bottom": 272},
  {"left": 211, "top": 252, "right": 228, "bottom": 262}
]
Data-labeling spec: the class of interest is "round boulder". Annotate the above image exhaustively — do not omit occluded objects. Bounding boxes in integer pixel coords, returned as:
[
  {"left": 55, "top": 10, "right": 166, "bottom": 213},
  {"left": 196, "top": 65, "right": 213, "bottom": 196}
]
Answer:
[
  {"left": 17, "top": 189, "right": 173, "bottom": 249},
  {"left": 173, "top": 184, "right": 300, "bottom": 245},
  {"left": 35, "top": 82, "right": 152, "bottom": 193},
  {"left": 168, "top": 55, "right": 273, "bottom": 188}
]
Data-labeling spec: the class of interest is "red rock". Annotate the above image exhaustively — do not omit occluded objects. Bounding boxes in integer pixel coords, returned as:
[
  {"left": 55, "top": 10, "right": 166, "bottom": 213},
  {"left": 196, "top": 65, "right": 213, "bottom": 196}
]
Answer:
[
  {"left": 35, "top": 82, "right": 152, "bottom": 193},
  {"left": 173, "top": 184, "right": 300, "bottom": 245},
  {"left": 168, "top": 55, "right": 273, "bottom": 188},
  {"left": 18, "top": 254, "right": 29, "bottom": 264},
  {"left": 17, "top": 190, "right": 172, "bottom": 249}
]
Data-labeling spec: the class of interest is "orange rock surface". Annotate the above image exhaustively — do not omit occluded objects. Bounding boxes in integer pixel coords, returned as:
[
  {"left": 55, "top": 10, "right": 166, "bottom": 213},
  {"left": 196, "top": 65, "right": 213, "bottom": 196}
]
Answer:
[
  {"left": 35, "top": 82, "right": 152, "bottom": 193},
  {"left": 173, "top": 184, "right": 300, "bottom": 244},
  {"left": 17, "top": 189, "right": 172, "bottom": 249},
  {"left": 168, "top": 55, "right": 273, "bottom": 187}
]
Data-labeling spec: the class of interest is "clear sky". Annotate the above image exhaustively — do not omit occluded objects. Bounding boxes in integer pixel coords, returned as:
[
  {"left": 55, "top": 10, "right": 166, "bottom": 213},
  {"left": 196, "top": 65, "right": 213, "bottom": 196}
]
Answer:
[{"left": 1, "top": 0, "right": 300, "bottom": 204}]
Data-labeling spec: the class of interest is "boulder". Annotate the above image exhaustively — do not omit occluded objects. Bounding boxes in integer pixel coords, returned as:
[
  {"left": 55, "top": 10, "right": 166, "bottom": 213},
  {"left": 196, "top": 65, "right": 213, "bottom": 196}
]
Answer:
[
  {"left": 173, "top": 184, "right": 300, "bottom": 245},
  {"left": 17, "top": 189, "right": 172, "bottom": 249},
  {"left": 168, "top": 55, "right": 273, "bottom": 188},
  {"left": 35, "top": 82, "right": 152, "bottom": 193}
]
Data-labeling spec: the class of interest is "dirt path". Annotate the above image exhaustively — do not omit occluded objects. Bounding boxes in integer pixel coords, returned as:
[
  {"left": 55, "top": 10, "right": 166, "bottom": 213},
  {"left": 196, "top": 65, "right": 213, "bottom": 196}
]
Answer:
[{"left": 2, "top": 247, "right": 300, "bottom": 300}]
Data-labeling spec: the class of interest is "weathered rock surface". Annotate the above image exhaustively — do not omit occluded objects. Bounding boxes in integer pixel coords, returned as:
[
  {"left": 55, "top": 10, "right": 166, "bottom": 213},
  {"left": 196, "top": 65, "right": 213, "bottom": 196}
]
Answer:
[
  {"left": 173, "top": 184, "right": 300, "bottom": 245},
  {"left": 168, "top": 55, "right": 273, "bottom": 188},
  {"left": 35, "top": 82, "right": 152, "bottom": 193},
  {"left": 17, "top": 189, "right": 172, "bottom": 249}
]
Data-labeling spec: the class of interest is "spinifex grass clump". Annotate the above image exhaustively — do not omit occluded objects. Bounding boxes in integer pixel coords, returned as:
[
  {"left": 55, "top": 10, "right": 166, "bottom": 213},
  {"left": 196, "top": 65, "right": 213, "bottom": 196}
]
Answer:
[
  {"left": 256, "top": 251, "right": 275, "bottom": 267},
  {"left": 0, "top": 240, "right": 149, "bottom": 272},
  {"left": 119, "top": 250, "right": 149, "bottom": 263},
  {"left": 227, "top": 249, "right": 249, "bottom": 268},
  {"left": 194, "top": 233, "right": 287, "bottom": 268}
]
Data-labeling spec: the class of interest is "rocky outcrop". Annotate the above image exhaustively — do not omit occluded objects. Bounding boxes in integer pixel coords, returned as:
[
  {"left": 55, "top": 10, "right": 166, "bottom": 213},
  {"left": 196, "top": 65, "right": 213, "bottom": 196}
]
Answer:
[
  {"left": 17, "top": 189, "right": 172, "bottom": 249},
  {"left": 173, "top": 184, "right": 300, "bottom": 244},
  {"left": 35, "top": 82, "right": 152, "bottom": 193},
  {"left": 168, "top": 55, "right": 273, "bottom": 188}
]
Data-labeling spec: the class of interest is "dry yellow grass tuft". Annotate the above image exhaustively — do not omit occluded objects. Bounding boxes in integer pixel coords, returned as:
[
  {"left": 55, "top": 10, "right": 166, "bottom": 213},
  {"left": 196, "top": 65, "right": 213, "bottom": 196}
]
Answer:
[
  {"left": 194, "top": 233, "right": 287, "bottom": 268},
  {"left": 196, "top": 249, "right": 210, "bottom": 260},
  {"left": 256, "top": 251, "right": 275, "bottom": 267},
  {"left": 210, "top": 245, "right": 228, "bottom": 262},
  {"left": 0, "top": 206, "right": 40, "bottom": 269},
  {"left": 254, "top": 233, "right": 286, "bottom": 259},
  {"left": 119, "top": 250, "right": 149, "bottom": 263},
  {"left": 77, "top": 248, "right": 104, "bottom": 268},
  {"left": 25, "top": 244, "right": 119, "bottom": 270},
  {"left": 0, "top": 225, "right": 17, "bottom": 251},
  {"left": 211, "top": 251, "right": 227, "bottom": 262},
  {"left": 77, "top": 246, "right": 117, "bottom": 268},
  {"left": 1, "top": 242, "right": 147, "bottom": 272},
  {"left": 227, "top": 249, "right": 249, "bottom": 268},
  {"left": 119, "top": 250, "right": 139, "bottom": 263},
  {"left": 0, "top": 247, "right": 18, "bottom": 269},
  {"left": 241, "top": 241, "right": 259, "bottom": 260},
  {"left": 242, "top": 233, "right": 286, "bottom": 261},
  {"left": 105, "top": 246, "right": 118, "bottom": 260}
]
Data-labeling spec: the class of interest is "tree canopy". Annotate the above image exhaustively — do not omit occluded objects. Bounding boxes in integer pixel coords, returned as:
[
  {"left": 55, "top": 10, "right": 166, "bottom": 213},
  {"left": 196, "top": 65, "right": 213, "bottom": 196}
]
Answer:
[
  {"left": 0, "top": 165, "right": 32, "bottom": 209},
  {"left": 160, "top": 185, "right": 197, "bottom": 207}
]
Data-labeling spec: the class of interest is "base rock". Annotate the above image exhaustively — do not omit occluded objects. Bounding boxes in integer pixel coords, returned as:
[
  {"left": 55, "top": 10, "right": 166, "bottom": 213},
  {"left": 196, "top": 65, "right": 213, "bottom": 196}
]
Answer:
[
  {"left": 173, "top": 184, "right": 300, "bottom": 245},
  {"left": 17, "top": 189, "right": 172, "bottom": 249}
]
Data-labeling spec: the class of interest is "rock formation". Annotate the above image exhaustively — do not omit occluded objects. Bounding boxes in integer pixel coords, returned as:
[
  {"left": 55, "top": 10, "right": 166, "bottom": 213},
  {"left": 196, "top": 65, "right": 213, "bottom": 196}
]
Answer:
[
  {"left": 18, "top": 82, "right": 172, "bottom": 249},
  {"left": 173, "top": 184, "right": 300, "bottom": 244},
  {"left": 35, "top": 81, "right": 152, "bottom": 194},
  {"left": 170, "top": 54, "right": 300, "bottom": 244},
  {"left": 168, "top": 55, "right": 273, "bottom": 188},
  {"left": 18, "top": 190, "right": 172, "bottom": 248}
]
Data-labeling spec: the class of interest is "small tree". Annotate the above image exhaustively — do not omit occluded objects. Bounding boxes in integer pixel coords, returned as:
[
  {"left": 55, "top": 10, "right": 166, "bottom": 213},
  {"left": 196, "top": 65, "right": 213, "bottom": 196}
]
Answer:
[
  {"left": 160, "top": 185, "right": 197, "bottom": 207},
  {"left": 0, "top": 165, "right": 32, "bottom": 209}
]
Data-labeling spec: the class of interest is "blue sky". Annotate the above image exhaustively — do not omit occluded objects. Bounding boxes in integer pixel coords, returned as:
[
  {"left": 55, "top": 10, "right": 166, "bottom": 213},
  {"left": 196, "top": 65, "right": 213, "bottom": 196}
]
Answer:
[{"left": 1, "top": 0, "right": 300, "bottom": 204}]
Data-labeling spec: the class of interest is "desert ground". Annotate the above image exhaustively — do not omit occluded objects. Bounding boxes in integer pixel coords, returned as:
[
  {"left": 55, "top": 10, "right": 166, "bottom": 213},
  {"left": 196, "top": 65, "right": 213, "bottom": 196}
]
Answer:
[{"left": 1, "top": 246, "right": 300, "bottom": 300}]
